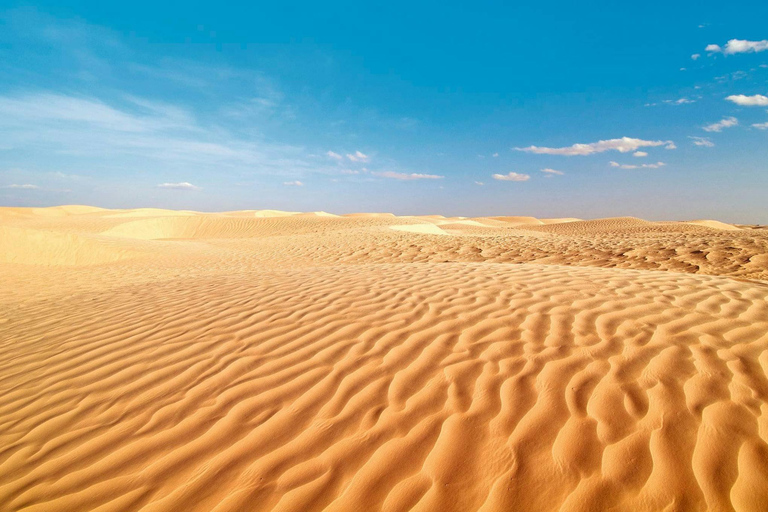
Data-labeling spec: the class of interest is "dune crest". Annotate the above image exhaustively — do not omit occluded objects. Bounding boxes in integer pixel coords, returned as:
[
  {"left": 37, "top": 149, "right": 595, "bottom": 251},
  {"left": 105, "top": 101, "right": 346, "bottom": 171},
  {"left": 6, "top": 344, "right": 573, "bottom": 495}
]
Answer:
[{"left": 1, "top": 207, "right": 767, "bottom": 511}]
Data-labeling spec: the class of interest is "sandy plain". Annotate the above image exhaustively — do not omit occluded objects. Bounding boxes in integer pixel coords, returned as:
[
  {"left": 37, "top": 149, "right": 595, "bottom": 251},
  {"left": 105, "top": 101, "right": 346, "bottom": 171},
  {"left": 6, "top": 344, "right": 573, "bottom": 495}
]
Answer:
[{"left": 1, "top": 206, "right": 768, "bottom": 511}]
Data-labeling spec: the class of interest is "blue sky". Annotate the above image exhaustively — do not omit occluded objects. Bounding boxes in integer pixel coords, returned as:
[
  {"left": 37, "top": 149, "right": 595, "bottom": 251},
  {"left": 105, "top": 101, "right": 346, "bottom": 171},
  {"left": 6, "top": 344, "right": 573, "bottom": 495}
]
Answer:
[{"left": 1, "top": 1, "right": 767, "bottom": 222}]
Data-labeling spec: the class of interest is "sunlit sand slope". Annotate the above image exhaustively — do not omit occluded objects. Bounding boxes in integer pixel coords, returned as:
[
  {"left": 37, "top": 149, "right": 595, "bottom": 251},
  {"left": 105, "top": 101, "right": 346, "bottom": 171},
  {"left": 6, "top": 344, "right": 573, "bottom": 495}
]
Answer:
[{"left": 1, "top": 207, "right": 768, "bottom": 512}]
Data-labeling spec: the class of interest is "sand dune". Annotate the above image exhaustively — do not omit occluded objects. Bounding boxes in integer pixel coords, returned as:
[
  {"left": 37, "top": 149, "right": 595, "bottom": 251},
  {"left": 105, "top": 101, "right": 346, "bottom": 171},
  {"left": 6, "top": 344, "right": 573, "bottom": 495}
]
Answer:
[
  {"left": 685, "top": 219, "right": 741, "bottom": 231},
  {"left": 1, "top": 207, "right": 768, "bottom": 511},
  {"left": 390, "top": 223, "right": 449, "bottom": 235}
]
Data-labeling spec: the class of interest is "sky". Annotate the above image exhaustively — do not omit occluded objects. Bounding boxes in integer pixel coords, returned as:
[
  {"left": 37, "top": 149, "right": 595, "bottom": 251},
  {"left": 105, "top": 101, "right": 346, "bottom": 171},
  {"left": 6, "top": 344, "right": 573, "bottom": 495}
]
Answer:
[{"left": 1, "top": 1, "right": 767, "bottom": 222}]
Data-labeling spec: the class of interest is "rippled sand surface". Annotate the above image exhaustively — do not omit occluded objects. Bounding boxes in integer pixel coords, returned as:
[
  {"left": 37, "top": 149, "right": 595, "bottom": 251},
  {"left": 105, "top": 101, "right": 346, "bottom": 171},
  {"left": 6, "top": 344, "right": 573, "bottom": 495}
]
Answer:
[{"left": 1, "top": 206, "right": 768, "bottom": 511}]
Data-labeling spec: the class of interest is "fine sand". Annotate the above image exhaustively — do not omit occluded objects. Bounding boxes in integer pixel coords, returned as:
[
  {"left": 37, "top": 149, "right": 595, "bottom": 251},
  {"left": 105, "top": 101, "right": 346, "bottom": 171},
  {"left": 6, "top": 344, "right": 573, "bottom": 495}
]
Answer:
[{"left": 1, "top": 206, "right": 768, "bottom": 511}]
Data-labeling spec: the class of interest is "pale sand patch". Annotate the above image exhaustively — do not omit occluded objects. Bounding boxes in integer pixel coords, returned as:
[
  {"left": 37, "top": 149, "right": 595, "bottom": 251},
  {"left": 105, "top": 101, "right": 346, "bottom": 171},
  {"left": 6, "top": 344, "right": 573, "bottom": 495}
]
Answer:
[
  {"left": 540, "top": 217, "right": 582, "bottom": 224},
  {"left": 252, "top": 209, "right": 301, "bottom": 218},
  {"left": 390, "top": 223, "right": 449, "bottom": 235},
  {"left": 105, "top": 208, "right": 199, "bottom": 218},
  {"left": 488, "top": 216, "right": 543, "bottom": 225},
  {"left": 685, "top": 219, "right": 741, "bottom": 230},
  {"left": 1, "top": 207, "right": 767, "bottom": 511}
]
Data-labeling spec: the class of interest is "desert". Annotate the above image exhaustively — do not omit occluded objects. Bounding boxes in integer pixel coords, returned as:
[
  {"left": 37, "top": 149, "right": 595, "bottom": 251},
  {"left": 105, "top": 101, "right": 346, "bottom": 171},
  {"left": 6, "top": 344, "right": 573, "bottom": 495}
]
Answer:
[{"left": 1, "top": 206, "right": 767, "bottom": 511}]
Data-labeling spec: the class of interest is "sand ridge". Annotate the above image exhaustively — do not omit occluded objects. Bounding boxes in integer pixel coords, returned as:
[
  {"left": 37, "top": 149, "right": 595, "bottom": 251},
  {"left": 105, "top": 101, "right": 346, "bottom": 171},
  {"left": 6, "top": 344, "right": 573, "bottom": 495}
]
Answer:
[{"left": 1, "top": 207, "right": 768, "bottom": 511}]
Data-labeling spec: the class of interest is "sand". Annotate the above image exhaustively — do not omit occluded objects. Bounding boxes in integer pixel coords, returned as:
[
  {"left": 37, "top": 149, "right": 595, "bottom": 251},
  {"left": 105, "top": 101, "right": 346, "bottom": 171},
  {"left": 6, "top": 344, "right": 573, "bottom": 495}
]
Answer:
[{"left": 1, "top": 207, "right": 768, "bottom": 511}]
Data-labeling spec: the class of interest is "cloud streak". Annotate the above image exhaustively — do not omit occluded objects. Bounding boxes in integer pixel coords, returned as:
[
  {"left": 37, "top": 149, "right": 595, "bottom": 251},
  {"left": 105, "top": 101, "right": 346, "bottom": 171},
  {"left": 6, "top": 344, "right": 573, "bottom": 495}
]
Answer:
[
  {"left": 703, "top": 117, "right": 738, "bottom": 132},
  {"left": 515, "top": 137, "right": 675, "bottom": 156},
  {"left": 0, "top": 92, "right": 331, "bottom": 181},
  {"left": 609, "top": 161, "right": 665, "bottom": 170},
  {"left": 2, "top": 183, "right": 40, "bottom": 189},
  {"left": 346, "top": 151, "right": 369, "bottom": 163},
  {"left": 157, "top": 182, "right": 201, "bottom": 190},
  {"left": 374, "top": 171, "right": 444, "bottom": 180},
  {"left": 492, "top": 172, "right": 530, "bottom": 182},
  {"left": 689, "top": 136, "right": 715, "bottom": 147}
]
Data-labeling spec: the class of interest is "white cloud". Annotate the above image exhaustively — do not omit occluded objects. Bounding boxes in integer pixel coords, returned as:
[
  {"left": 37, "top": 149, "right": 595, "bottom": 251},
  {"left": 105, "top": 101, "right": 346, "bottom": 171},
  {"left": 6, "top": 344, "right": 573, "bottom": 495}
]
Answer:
[
  {"left": 726, "top": 94, "right": 768, "bottom": 106},
  {"left": 689, "top": 136, "right": 715, "bottom": 147},
  {"left": 706, "top": 39, "right": 768, "bottom": 55},
  {"left": 515, "top": 137, "right": 676, "bottom": 156},
  {"left": 663, "top": 98, "right": 695, "bottom": 105},
  {"left": 157, "top": 182, "right": 201, "bottom": 190},
  {"left": 703, "top": 116, "right": 738, "bottom": 132},
  {"left": 0, "top": 94, "right": 192, "bottom": 133},
  {"left": 633, "top": 151, "right": 648, "bottom": 157},
  {"left": 609, "top": 161, "right": 666, "bottom": 170},
  {"left": 283, "top": 180, "right": 304, "bottom": 186},
  {"left": 339, "top": 169, "right": 359, "bottom": 175},
  {"left": 492, "top": 153, "right": 499, "bottom": 157},
  {"left": 346, "top": 151, "right": 369, "bottom": 163},
  {"left": 753, "top": 122, "right": 768, "bottom": 130},
  {"left": 374, "top": 171, "right": 444, "bottom": 180},
  {"left": 691, "top": 54, "right": 701, "bottom": 60},
  {"left": 474, "top": 181, "right": 484, "bottom": 186},
  {"left": 492, "top": 172, "right": 531, "bottom": 182},
  {"left": 3, "top": 183, "right": 39, "bottom": 189},
  {"left": 0, "top": 93, "right": 334, "bottom": 181},
  {"left": 326, "top": 150, "right": 343, "bottom": 160},
  {"left": 540, "top": 168, "right": 564, "bottom": 175}
]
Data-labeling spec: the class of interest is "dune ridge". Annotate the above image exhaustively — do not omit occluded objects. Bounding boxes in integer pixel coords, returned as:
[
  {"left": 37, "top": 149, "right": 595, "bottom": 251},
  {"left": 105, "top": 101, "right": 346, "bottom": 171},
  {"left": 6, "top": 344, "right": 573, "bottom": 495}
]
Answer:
[{"left": 1, "top": 207, "right": 767, "bottom": 511}]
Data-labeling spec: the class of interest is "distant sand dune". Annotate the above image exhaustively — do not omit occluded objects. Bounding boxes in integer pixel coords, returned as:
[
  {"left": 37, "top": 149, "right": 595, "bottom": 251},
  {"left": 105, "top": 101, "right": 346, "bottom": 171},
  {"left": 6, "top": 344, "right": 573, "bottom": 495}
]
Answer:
[
  {"left": 1, "top": 207, "right": 767, "bottom": 511},
  {"left": 685, "top": 219, "right": 741, "bottom": 231},
  {"left": 390, "top": 223, "right": 449, "bottom": 235},
  {"left": 0, "top": 225, "right": 143, "bottom": 266}
]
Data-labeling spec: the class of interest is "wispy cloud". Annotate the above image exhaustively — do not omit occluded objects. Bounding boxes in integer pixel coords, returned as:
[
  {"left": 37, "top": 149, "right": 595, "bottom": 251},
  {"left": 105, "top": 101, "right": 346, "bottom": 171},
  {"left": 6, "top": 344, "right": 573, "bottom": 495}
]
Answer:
[
  {"left": 540, "top": 168, "right": 564, "bottom": 175},
  {"left": 0, "top": 94, "right": 192, "bottom": 133},
  {"left": 326, "top": 151, "right": 343, "bottom": 160},
  {"left": 633, "top": 151, "right": 648, "bottom": 157},
  {"left": 346, "top": 151, "right": 369, "bottom": 163},
  {"left": 706, "top": 39, "right": 768, "bottom": 55},
  {"left": 662, "top": 98, "right": 696, "bottom": 105},
  {"left": 2, "top": 183, "right": 40, "bottom": 189},
  {"left": 689, "top": 136, "right": 715, "bottom": 147},
  {"left": 283, "top": 180, "right": 304, "bottom": 186},
  {"left": 609, "top": 161, "right": 665, "bottom": 170},
  {"left": 0, "top": 92, "right": 328, "bottom": 179},
  {"left": 691, "top": 54, "right": 701, "bottom": 60},
  {"left": 474, "top": 181, "right": 484, "bottom": 185},
  {"left": 703, "top": 117, "right": 738, "bottom": 132},
  {"left": 753, "top": 122, "right": 768, "bottom": 130},
  {"left": 726, "top": 94, "right": 768, "bottom": 106},
  {"left": 374, "top": 171, "right": 444, "bottom": 180},
  {"left": 515, "top": 137, "right": 675, "bottom": 156},
  {"left": 492, "top": 172, "right": 530, "bottom": 182},
  {"left": 157, "top": 182, "right": 201, "bottom": 190}
]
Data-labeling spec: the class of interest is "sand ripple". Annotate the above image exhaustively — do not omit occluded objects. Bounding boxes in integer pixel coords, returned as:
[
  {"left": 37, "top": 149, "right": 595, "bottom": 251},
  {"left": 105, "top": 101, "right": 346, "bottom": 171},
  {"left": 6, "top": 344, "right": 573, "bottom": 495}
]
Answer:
[{"left": 1, "top": 208, "right": 767, "bottom": 511}]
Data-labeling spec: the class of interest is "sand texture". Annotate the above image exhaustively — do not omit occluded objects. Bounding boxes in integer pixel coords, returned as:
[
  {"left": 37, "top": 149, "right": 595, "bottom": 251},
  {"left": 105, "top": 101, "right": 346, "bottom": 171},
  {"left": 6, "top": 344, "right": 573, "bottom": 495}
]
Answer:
[{"left": 1, "top": 207, "right": 768, "bottom": 511}]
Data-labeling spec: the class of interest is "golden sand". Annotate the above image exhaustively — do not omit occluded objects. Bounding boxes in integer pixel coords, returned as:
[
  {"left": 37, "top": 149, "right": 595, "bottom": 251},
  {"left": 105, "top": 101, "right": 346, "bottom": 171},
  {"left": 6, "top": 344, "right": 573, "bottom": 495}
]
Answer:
[{"left": 1, "top": 206, "right": 767, "bottom": 511}]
